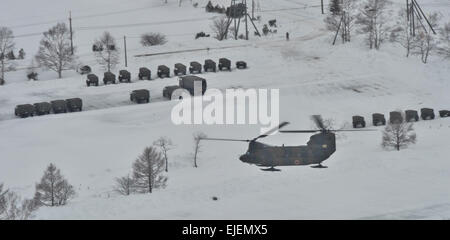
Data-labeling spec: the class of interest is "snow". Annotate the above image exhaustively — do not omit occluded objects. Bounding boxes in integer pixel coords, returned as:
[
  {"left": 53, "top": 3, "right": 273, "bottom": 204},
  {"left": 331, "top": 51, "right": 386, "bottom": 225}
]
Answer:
[{"left": 0, "top": 0, "right": 450, "bottom": 219}]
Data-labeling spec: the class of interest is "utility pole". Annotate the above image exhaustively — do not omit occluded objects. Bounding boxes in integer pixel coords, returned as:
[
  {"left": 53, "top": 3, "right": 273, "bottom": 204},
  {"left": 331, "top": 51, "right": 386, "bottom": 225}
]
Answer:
[
  {"left": 321, "top": 0, "right": 324, "bottom": 14},
  {"left": 69, "top": 11, "right": 74, "bottom": 55},
  {"left": 412, "top": 0, "right": 436, "bottom": 35},
  {"left": 245, "top": 0, "right": 249, "bottom": 40},
  {"left": 123, "top": 36, "right": 128, "bottom": 68},
  {"left": 252, "top": 0, "right": 255, "bottom": 20}
]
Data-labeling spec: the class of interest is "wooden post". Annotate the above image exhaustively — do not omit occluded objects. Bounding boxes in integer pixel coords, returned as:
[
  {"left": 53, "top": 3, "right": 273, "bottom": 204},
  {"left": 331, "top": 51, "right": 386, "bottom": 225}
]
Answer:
[
  {"left": 69, "top": 11, "right": 74, "bottom": 55},
  {"left": 124, "top": 36, "right": 128, "bottom": 68},
  {"left": 245, "top": 0, "right": 249, "bottom": 40},
  {"left": 321, "top": 0, "right": 324, "bottom": 14}
]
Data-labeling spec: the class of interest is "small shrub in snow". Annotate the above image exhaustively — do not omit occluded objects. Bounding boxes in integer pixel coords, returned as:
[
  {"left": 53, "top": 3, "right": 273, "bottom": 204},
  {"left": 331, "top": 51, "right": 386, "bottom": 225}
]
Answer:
[
  {"left": 114, "top": 175, "right": 135, "bottom": 196},
  {"left": 0, "top": 183, "right": 38, "bottom": 220},
  {"left": 140, "top": 33, "right": 167, "bottom": 47}
]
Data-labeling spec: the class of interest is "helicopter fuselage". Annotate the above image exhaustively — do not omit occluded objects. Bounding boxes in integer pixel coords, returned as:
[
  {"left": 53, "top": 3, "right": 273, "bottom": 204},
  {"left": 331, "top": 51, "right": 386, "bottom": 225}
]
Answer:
[{"left": 239, "top": 132, "right": 336, "bottom": 167}]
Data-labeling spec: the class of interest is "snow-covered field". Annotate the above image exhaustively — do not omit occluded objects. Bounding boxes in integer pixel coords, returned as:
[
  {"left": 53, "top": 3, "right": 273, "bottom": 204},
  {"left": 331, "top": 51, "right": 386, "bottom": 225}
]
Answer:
[{"left": 1, "top": 0, "right": 450, "bottom": 219}]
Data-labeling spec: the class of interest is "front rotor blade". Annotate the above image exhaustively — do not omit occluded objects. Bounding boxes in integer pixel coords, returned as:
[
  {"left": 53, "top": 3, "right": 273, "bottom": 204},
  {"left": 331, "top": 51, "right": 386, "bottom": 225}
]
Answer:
[
  {"left": 200, "top": 137, "right": 250, "bottom": 142},
  {"left": 279, "top": 130, "right": 320, "bottom": 133},
  {"left": 253, "top": 121, "right": 290, "bottom": 140}
]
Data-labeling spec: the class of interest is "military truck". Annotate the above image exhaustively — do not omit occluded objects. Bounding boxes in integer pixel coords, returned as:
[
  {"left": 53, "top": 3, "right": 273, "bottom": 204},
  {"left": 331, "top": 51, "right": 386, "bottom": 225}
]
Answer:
[
  {"left": 163, "top": 85, "right": 182, "bottom": 100},
  {"left": 130, "top": 89, "right": 150, "bottom": 103},
  {"left": 439, "top": 110, "right": 450, "bottom": 118},
  {"left": 389, "top": 111, "right": 403, "bottom": 124},
  {"left": 204, "top": 59, "right": 216, "bottom": 72},
  {"left": 66, "top": 98, "right": 83, "bottom": 112},
  {"left": 103, "top": 72, "right": 116, "bottom": 85},
  {"left": 118, "top": 70, "right": 131, "bottom": 83},
  {"left": 86, "top": 74, "right": 99, "bottom": 86},
  {"left": 218, "top": 58, "right": 231, "bottom": 71},
  {"left": 352, "top": 115, "right": 366, "bottom": 128},
  {"left": 174, "top": 63, "right": 187, "bottom": 76},
  {"left": 33, "top": 102, "right": 51, "bottom": 116},
  {"left": 405, "top": 110, "right": 419, "bottom": 122},
  {"left": 51, "top": 100, "right": 67, "bottom": 114},
  {"left": 15, "top": 104, "right": 35, "bottom": 118},
  {"left": 138, "top": 67, "right": 151, "bottom": 80},
  {"left": 189, "top": 61, "right": 202, "bottom": 74},
  {"left": 420, "top": 108, "right": 435, "bottom": 120},
  {"left": 157, "top": 65, "right": 170, "bottom": 78},
  {"left": 179, "top": 75, "right": 207, "bottom": 96},
  {"left": 79, "top": 65, "right": 92, "bottom": 75},
  {"left": 372, "top": 113, "right": 386, "bottom": 126},
  {"left": 236, "top": 61, "right": 247, "bottom": 69}
]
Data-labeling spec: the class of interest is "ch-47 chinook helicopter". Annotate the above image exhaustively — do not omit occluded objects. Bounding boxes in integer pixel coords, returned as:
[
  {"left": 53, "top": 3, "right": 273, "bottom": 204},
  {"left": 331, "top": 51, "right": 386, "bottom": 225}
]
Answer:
[{"left": 201, "top": 115, "right": 374, "bottom": 171}]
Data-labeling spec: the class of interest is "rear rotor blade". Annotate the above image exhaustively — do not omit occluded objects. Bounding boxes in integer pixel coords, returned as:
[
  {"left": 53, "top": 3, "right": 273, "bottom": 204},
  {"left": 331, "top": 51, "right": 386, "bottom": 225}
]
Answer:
[
  {"left": 253, "top": 121, "right": 290, "bottom": 141},
  {"left": 311, "top": 115, "right": 325, "bottom": 130},
  {"left": 200, "top": 137, "right": 250, "bottom": 142},
  {"left": 332, "top": 129, "right": 378, "bottom": 132}
]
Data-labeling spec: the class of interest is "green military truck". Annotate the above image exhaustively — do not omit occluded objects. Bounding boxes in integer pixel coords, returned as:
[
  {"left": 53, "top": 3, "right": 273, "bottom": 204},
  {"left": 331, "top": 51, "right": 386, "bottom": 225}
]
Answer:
[
  {"left": 15, "top": 104, "right": 35, "bottom": 118},
  {"left": 130, "top": 89, "right": 150, "bottom": 104},
  {"left": 33, "top": 102, "right": 51, "bottom": 116}
]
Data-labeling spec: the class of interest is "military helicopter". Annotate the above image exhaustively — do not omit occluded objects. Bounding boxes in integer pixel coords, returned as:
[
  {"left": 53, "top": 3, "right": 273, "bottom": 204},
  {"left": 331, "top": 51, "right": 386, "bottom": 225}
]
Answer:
[{"left": 201, "top": 115, "right": 374, "bottom": 171}]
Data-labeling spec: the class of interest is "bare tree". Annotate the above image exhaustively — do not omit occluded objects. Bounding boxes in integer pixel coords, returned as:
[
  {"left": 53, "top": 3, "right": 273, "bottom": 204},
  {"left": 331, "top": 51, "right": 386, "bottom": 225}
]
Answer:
[
  {"left": 34, "top": 163, "right": 76, "bottom": 207},
  {"left": 0, "top": 183, "right": 38, "bottom": 220},
  {"left": 35, "top": 23, "right": 75, "bottom": 79},
  {"left": 382, "top": 122, "right": 416, "bottom": 151},
  {"left": 327, "top": 1, "right": 357, "bottom": 44},
  {"left": 114, "top": 175, "right": 135, "bottom": 196},
  {"left": 211, "top": 17, "right": 229, "bottom": 41},
  {"left": 95, "top": 32, "right": 119, "bottom": 72},
  {"left": 356, "top": 0, "right": 392, "bottom": 50},
  {"left": 0, "top": 27, "right": 15, "bottom": 85},
  {"left": 341, "top": 0, "right": 358, "bottom": 42},
  {"left": 193, "top": 132, "right": 207, "bottom": 168},
  {"left": 133, "top": 147, "right": 167, "bottom": 194},
  {"left": 153, "top": 137, "right": 174, "bottom": 172},
  {"left": 390, "top": 8, "right": 415, "bottom": 57},
  {"left": 412, "top": 13, "right": 440, "bottom": 64},
  {"left": 438, "top": 22, "right": 450, "bottom": 58}
]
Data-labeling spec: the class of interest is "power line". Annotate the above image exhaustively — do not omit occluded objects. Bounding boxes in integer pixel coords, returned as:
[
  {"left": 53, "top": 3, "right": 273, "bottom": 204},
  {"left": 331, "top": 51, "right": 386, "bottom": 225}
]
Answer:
[
  {"left": 75, "top": 17, "right": 214, "bottom": 31},
  {"left": 5, "top": 4, "right": 166, "bottom": 30}
]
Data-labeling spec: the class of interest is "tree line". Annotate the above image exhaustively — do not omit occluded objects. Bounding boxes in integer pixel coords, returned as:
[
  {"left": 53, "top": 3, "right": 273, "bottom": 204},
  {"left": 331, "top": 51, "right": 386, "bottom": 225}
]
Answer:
[{"left": 325, "top": 0, "right": 450, "bottom": 63}]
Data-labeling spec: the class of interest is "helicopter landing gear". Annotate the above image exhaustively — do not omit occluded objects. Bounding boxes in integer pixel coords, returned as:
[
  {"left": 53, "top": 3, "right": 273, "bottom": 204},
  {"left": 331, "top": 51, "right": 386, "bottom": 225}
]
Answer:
[
  {"left": 261, "top": 167, "right": 281, "bottom": 172},
  {"left": 311, "top": 163, "right": 328, "bottom": 169}
]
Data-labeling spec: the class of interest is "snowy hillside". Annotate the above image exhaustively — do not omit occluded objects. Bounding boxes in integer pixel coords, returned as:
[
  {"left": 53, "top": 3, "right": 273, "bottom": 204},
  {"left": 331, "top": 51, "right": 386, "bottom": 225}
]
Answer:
[{"left": 1, "top": 0, "right": 450, "bottom": 219}]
